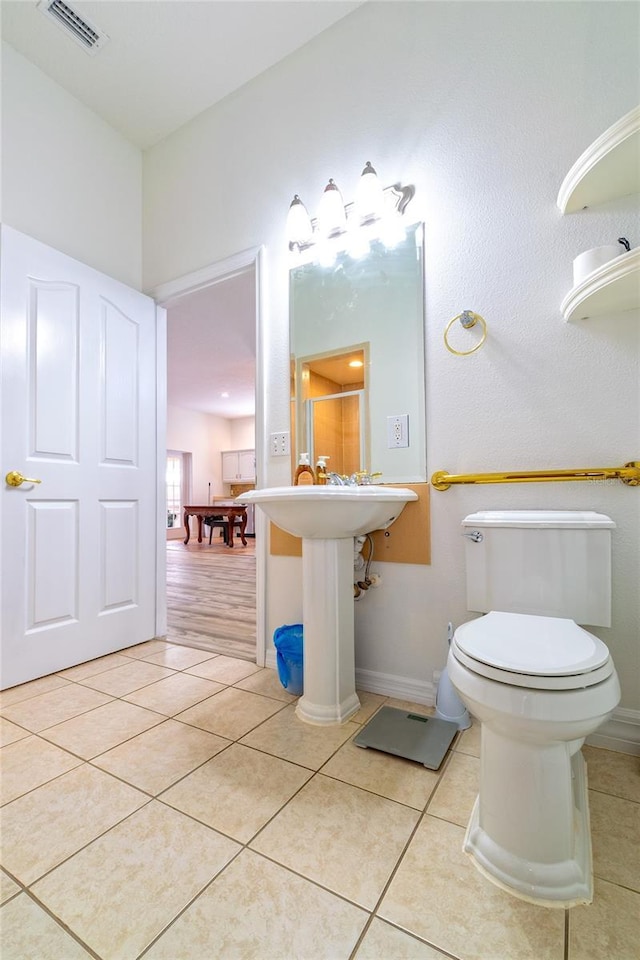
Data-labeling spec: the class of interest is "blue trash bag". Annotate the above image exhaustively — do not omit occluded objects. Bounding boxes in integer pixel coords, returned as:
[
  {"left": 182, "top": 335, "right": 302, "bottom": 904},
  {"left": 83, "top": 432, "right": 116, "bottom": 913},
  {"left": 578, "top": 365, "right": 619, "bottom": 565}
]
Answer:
[{"left": 273, "top": 623, "right": 304, "bottom": 695}]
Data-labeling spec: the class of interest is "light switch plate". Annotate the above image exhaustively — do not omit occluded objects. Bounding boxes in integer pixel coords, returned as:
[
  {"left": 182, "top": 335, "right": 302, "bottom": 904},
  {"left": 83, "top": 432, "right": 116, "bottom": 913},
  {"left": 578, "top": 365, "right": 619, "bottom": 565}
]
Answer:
[{"left": 270, "top": 432, "right": 290, "bottom": 457}]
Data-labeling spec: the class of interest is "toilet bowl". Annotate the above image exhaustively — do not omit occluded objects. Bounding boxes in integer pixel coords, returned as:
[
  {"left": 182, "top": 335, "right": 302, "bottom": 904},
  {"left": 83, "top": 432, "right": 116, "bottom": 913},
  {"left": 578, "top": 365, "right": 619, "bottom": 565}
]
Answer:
[
  {"left": 449, "top": 511, "right": 620, "bottom": 907},
  {"left": 448, "top": 612, "right": 620, "bottom": 907}
]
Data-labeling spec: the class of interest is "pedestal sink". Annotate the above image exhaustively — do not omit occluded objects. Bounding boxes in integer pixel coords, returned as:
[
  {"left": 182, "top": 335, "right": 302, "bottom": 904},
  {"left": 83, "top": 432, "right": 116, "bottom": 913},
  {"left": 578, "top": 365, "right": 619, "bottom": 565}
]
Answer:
[{"left": 237, "top": 485, "right": 418, "bottom": 725}]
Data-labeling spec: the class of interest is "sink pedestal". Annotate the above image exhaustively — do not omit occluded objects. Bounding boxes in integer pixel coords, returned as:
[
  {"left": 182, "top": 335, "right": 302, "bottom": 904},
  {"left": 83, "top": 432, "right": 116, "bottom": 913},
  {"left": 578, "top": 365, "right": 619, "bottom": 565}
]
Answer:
[
  {"left": 235, "top": 485, "right": 418, "bottom": 726},
  {"left": 297, "top": 537, "right": 361, "bottom": 725}
]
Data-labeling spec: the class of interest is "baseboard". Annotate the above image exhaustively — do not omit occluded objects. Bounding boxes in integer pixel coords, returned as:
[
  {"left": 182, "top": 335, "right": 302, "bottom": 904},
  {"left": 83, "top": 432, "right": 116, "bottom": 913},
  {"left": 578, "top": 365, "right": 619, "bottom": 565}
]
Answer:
[
  {"left": 265, "top": 654, "right": 436, "bottom": 705},
  {"left": 354, "top": 668, "right": 437, "bottom": 707},
  {"left": 264, "top": 654, "right": 639, "bottom": 756},
  {"left": 586, "top": 707, "right": 640, "bottom": 756}
]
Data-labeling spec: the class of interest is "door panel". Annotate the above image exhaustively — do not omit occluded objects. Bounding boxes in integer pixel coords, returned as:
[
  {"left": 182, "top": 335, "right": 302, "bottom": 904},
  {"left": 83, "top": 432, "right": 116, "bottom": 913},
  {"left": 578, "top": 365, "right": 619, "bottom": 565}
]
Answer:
[
  {"left": 103, "top": 299, "right": 138, "bottom": 463},
  {"left": 30, "top": 281, "right": 79, "bottom": 460},
  {"left": 100, "top": 500, "right": 137, "bottom": 611},
  {"left": 1, "top": 226, "right": 158, "bottom": 689},
  {"left": 27, "top": 500, "right": 78, "bottom": 628}
]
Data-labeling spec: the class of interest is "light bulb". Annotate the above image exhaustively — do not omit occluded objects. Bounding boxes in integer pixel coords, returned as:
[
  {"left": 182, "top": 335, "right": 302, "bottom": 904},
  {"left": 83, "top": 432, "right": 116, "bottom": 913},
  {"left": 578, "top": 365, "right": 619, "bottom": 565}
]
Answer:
[
  {"left": 286, "top": 194, "right": 312, "bottom": 246},
  {"left": 317, "top": 179, "right": 347, "bottom": 237},
  {"left": 355, "top": 161, "right": 385, "bottom": 222}
]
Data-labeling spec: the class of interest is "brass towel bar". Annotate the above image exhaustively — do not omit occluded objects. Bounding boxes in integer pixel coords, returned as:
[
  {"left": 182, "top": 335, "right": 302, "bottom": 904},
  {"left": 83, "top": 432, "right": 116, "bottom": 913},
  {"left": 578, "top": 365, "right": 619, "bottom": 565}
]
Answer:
[{"left": 431, "top": 461, "right": 640, "bottom": 491}]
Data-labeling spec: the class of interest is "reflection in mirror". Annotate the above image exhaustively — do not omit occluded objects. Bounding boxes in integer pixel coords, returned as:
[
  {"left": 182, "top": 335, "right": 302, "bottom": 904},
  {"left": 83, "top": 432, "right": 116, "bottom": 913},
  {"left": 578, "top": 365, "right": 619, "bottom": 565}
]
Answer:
[
  {"left": 290, "top": 223, "right": 425, "bottom": 483},
  {"left": 298, "top": 346, "right": 367, "bottom": 476}
]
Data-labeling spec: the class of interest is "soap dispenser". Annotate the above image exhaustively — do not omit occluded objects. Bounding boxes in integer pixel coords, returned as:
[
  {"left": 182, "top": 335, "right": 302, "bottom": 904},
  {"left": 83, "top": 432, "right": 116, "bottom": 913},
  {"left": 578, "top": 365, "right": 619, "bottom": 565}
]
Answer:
[
  {"left": 294, "top": 453, "right": 315, "bottom": 486},
  {"left": 315, "top": 456, "right": 330, "bottom": 485}
]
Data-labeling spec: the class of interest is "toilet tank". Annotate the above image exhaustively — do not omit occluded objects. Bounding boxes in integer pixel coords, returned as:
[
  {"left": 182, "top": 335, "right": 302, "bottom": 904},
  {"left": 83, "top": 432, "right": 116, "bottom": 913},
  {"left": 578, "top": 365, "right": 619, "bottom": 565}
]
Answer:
[{"left": 463, "top": 510, "right": 615, "bottom": 627}]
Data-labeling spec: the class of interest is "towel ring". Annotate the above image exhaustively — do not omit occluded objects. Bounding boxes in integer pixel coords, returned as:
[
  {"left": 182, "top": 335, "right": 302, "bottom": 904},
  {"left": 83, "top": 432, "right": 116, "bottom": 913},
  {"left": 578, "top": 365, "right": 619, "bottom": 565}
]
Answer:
[{"left": 444, "top": 310, "right": 487, "bottom": 356}]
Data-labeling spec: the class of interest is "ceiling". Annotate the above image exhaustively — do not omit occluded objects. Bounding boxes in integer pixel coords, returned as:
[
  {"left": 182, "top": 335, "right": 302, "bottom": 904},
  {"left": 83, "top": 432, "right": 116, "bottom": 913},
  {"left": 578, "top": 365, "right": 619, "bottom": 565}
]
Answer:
[
  {"left": 166, "top": 269, "right": 257, "bottom": 419},
  {"left": 2, "top": 0, "right": 363, "bottom": 419},
  {"left": 1, "top": 0, "right": 363, "bottom": 148}
]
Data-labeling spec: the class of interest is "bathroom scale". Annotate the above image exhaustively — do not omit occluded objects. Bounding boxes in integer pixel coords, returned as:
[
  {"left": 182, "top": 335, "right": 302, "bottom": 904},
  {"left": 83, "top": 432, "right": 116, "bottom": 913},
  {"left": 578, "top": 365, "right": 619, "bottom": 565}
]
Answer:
[{"left": 353, "top": 707, "right": 458, "bottom": 769}]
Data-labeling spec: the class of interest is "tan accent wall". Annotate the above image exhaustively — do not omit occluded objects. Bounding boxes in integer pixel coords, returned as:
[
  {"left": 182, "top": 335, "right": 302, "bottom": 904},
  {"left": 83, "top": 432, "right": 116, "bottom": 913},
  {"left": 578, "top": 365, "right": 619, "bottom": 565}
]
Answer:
[{"left": 269, "top": 483, "right": 430, "bottom": 565}]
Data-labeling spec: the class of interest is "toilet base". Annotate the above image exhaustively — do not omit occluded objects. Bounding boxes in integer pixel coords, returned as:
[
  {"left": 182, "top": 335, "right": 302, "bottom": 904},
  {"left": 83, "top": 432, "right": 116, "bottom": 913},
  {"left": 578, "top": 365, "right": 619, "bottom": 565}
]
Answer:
[{"left": 463, "top": 749, "right": 593, "bottom": 908}]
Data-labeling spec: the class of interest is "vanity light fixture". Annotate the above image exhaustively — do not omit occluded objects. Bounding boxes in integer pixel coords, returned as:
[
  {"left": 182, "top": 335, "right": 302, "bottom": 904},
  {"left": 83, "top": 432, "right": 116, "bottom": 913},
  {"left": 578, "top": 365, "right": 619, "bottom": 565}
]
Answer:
[{"left": 286, "top": 163, "right": 414, "bottom": 255}]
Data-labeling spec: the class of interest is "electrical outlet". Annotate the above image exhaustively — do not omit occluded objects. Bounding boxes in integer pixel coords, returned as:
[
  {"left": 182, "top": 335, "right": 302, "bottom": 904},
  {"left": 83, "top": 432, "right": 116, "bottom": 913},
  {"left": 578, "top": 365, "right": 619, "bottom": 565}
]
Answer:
[
  {"left": 270, "top": 432, "right": 290, "bottom": 457},
  {"left": 387, "top": 414, "right": 409, "bottom": 448}
]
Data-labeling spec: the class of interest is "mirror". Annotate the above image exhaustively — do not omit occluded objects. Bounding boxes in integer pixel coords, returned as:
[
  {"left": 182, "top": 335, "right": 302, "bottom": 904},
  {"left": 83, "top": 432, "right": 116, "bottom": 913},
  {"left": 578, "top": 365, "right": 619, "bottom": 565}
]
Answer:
[{"left": 290, "top": 222, "right": 425, "bottom": 483}]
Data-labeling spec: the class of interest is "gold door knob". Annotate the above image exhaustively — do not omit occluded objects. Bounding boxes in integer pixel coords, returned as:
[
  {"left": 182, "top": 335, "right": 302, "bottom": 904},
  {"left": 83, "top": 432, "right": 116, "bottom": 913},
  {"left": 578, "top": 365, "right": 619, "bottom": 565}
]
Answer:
[{"left": 5, "top": 471, "right": 42, "bottom": 487}]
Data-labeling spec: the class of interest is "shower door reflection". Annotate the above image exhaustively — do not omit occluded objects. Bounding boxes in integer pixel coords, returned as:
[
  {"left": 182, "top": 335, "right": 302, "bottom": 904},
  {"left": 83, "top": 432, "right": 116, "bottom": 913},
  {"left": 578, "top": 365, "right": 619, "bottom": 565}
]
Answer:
[
  {"left": 296, "top": 346, "right": 368, "bottom": 477},
  {"left": 306, "top": 390, "right": 365, "bottom": 477}
]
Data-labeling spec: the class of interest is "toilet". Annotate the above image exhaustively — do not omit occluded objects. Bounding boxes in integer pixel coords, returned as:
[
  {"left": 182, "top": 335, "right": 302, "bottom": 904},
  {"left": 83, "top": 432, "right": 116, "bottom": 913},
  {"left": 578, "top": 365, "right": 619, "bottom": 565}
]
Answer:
[{"left": 447, "top": 510, "right": 620, "bottom": 908}]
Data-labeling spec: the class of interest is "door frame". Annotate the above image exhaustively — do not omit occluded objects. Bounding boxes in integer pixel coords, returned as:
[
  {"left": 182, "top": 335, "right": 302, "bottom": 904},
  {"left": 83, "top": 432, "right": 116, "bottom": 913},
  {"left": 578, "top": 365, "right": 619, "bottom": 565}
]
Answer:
[{"left": 151, "top": 246, "right": 267, "bottom": 666}]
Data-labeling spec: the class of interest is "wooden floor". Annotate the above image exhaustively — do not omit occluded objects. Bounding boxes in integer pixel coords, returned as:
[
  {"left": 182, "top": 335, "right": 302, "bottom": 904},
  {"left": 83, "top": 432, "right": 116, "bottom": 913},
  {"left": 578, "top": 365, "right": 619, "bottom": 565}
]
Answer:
[{"left": 165, "top": 534, "right": 256, "bottom": 661}]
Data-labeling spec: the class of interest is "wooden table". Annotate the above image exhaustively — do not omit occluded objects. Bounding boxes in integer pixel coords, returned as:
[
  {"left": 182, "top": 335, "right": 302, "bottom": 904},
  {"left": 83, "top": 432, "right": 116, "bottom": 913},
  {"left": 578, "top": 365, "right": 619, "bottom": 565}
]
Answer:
[{"left": 183, "top": 505, "right": 248, "bottom": 547}]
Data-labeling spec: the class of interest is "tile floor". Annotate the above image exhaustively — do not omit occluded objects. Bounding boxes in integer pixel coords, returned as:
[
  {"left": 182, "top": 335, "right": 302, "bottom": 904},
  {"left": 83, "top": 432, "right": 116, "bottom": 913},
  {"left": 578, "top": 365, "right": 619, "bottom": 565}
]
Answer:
[{"left": 1, "top": 639, "right": 638, "bottom": 960}]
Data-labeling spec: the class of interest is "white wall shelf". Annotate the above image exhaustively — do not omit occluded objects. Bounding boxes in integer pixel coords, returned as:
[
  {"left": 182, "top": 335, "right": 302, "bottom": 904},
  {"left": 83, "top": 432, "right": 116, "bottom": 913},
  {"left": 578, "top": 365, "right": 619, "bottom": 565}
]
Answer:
[
  {"left": 557, "top": 105, "right": 640, "bottom": 213},
  {"left": 561, "top": 246, "right": 640, "bottom": 322},
  {"left": 558, "top": 106, "right": 639, "bottom": 321}
]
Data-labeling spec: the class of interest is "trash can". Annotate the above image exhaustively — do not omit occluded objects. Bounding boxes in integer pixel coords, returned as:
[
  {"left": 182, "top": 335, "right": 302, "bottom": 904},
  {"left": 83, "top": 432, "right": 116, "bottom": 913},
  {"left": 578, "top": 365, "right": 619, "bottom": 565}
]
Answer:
[{"left": 273, "top": 623, "right": 304, "bottom": 696}]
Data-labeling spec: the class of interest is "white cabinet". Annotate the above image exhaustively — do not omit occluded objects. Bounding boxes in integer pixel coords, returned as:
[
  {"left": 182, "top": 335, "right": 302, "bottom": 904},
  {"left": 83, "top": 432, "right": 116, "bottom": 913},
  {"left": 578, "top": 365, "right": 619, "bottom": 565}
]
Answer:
[
  {"left": 558, "top": 105, "right": 640, "bottom": 321},
  {"left": 222, "top": 449, "right": 255, "bottom": 483}
]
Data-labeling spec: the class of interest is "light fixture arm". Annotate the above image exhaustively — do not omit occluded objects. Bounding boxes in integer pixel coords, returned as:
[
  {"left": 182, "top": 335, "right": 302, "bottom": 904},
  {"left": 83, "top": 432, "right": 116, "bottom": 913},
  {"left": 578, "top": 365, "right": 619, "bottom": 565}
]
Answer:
[{"left": 390, "top": 183, "right": 415, "bottom": 216}]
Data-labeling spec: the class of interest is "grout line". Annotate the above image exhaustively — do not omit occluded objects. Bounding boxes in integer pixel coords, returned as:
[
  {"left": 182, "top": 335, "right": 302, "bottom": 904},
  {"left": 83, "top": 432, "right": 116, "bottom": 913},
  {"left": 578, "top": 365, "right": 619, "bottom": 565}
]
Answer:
[
  {"left": 13, "top": 792, "right": 155, "bottom": 889},
  {"left": 23, "top": 887, "right": 102, "bottom": 960},
  {"left": 588, "top": 784, "right": 640, "bottom": 805}
]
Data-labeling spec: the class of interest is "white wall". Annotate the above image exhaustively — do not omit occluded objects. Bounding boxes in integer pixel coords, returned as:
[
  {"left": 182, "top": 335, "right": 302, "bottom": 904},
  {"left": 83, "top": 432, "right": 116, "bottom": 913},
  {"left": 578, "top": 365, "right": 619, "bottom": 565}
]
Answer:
[
  {"left": 145, "top": 2, "right": 640, "bottom": 711},
  {"left": 230, "top": 417, "right": 256, "bottom": 452},
  {"left": 1, "top": 42, "right": 142, "bottom": 289},
  {"left": 167, "top": 405, "right": 232, "bottom": 502}
]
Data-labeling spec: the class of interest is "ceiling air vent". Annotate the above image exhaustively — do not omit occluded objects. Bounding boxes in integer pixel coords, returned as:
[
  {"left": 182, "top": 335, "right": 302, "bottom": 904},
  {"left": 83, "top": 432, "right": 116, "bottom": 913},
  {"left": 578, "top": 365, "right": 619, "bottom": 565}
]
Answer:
[{"left": 37, "top": 0, "right": 109, "bottom": 55}]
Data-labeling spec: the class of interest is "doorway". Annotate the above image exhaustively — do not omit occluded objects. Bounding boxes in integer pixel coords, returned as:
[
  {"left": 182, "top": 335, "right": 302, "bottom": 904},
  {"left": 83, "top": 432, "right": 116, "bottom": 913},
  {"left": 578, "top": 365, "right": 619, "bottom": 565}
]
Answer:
[{"left": 153, "top": 248, "right": 265, "bottom": 665}]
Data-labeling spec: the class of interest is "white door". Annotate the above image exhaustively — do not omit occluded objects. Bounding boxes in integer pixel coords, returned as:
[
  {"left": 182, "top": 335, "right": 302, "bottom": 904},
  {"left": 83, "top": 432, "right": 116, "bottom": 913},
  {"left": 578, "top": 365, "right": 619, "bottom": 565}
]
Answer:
[{"left": 1, "top": 226, "right": 158, "bottom": 689}]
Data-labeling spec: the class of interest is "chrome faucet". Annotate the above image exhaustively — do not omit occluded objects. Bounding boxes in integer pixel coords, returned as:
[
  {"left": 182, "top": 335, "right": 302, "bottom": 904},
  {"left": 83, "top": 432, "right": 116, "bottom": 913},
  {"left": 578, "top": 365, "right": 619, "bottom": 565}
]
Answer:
[
  {"left": 353, "top": 471, "right": 382, "bottom": 485},
  {"left": 327, "top": 471, "right": 382, "bottom": 486}
]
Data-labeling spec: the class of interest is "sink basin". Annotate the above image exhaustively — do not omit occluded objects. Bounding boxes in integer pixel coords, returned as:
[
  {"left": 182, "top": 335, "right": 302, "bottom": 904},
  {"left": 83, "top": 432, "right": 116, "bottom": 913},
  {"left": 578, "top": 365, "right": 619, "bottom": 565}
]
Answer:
[{"left": 237, "top": 485, "right": 418, "bottom": 539}]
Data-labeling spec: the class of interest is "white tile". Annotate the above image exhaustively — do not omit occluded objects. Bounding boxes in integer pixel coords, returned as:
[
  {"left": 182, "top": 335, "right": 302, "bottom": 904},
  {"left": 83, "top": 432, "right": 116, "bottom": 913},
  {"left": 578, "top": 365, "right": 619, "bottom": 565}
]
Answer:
[
  {"left": 1, "top": 764, "right": 147, "bottom": 883},
  {"left": 32, "top": 801, "right": 240, "bottom": 960},
  {"left": 161, "top": 743, "right": 312, "bottom": 842},
  {"left": 146, "top": 849, "right": 367, "bottom": 960},
  {"left": 250, "top": 774, "right": 419, "bottom": 910},
  {"left": 0, "top": 894, "right": 93, "bottom": 958}
]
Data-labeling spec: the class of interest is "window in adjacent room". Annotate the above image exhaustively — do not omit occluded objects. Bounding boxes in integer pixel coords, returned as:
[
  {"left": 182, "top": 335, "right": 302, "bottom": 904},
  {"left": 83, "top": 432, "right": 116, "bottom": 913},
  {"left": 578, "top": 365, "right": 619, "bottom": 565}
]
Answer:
[{"left": 166, "top": 451, "right": 188, "bottom": 528}]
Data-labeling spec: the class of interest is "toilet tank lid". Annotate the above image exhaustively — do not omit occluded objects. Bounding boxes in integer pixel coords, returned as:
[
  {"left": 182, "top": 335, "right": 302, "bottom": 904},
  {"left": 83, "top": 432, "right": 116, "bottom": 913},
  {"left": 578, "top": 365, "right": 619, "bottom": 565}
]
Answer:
[{"left": 462, "top": 510, "right": 615, "bottom": 529}]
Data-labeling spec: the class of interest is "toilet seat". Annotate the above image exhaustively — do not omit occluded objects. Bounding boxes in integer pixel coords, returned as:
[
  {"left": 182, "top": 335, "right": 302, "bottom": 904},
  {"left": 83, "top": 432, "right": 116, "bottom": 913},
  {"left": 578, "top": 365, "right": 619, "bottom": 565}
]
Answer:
[{"left": 452, "top": 611, "right": 614, "bottom": 690}]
